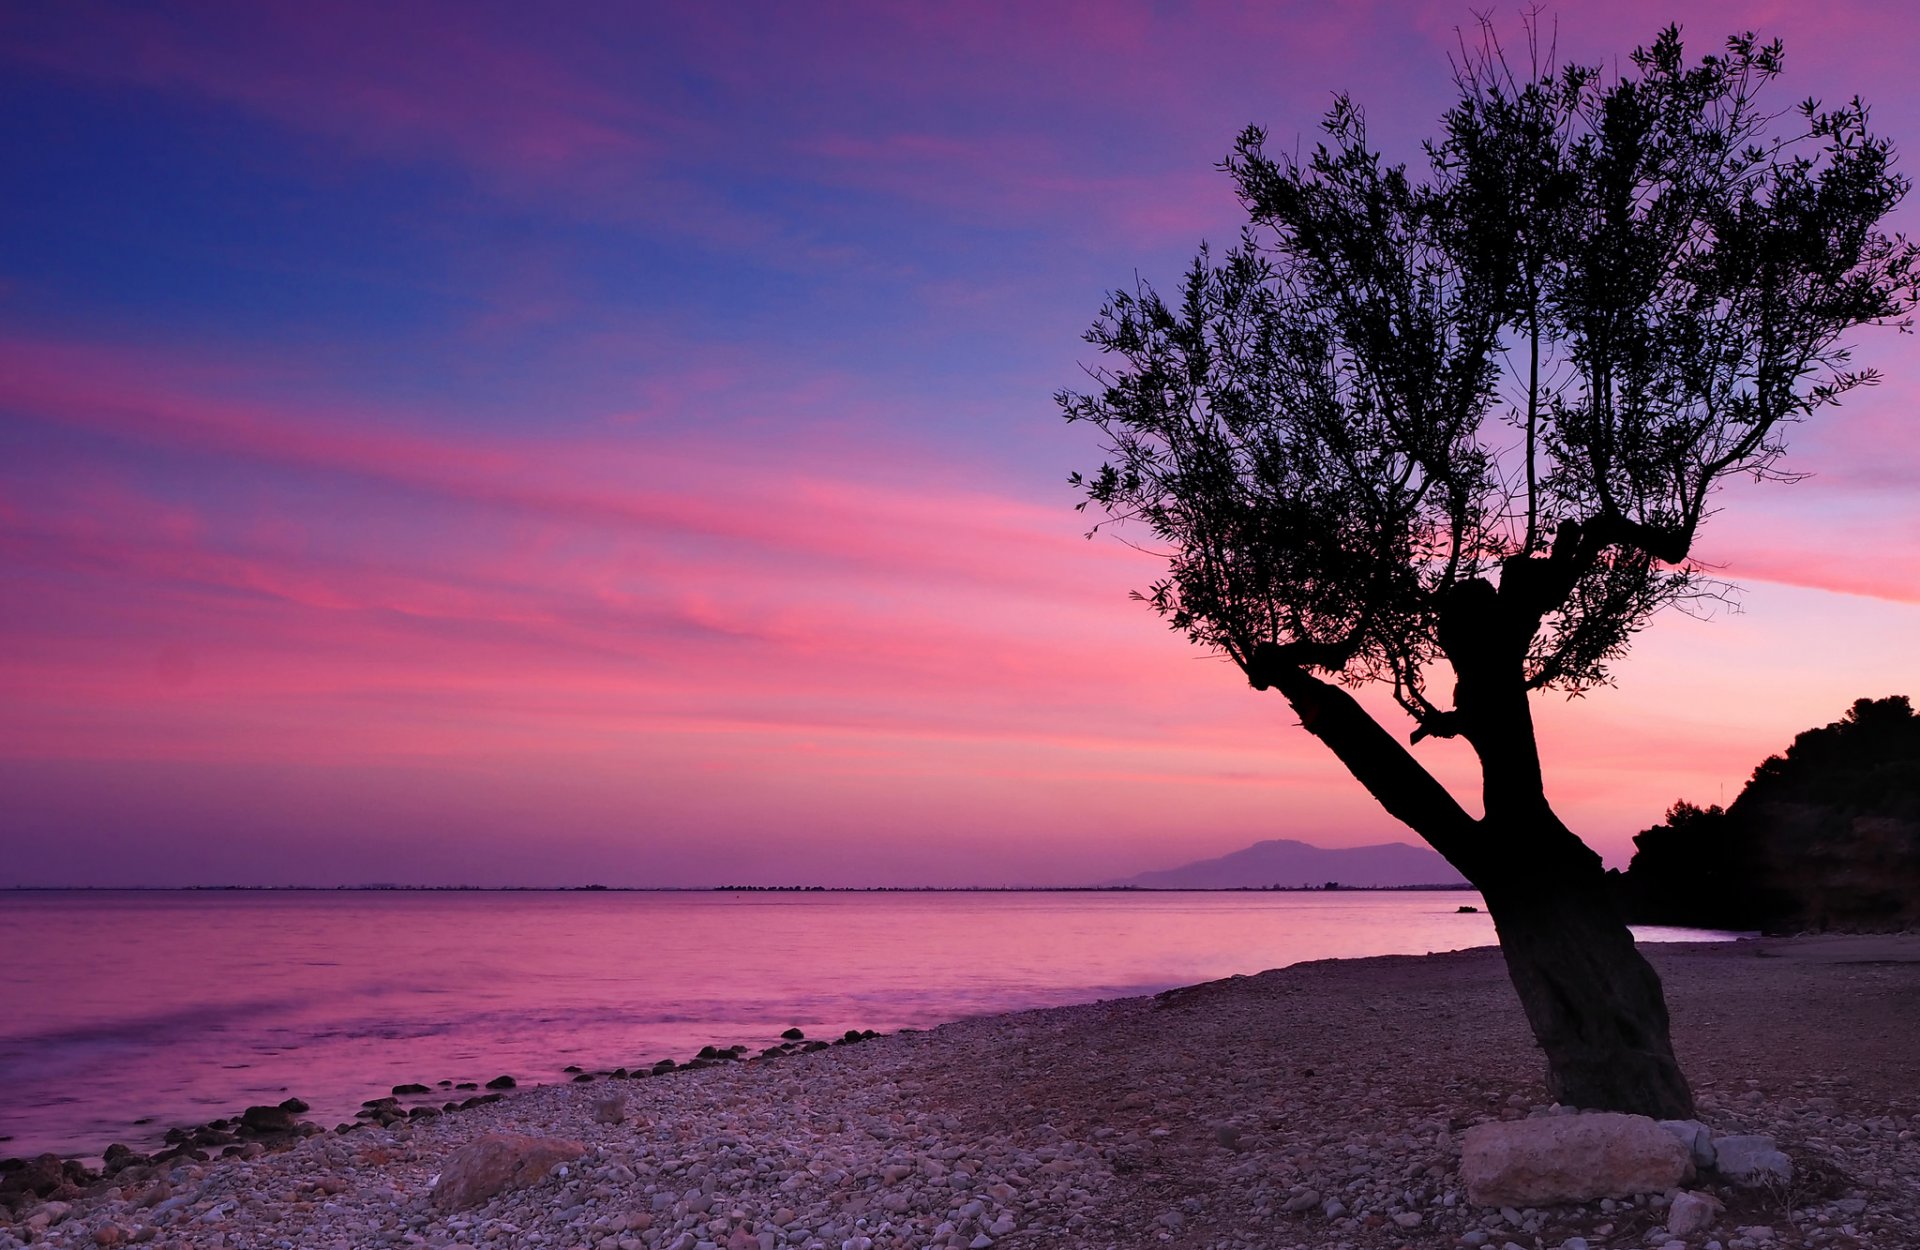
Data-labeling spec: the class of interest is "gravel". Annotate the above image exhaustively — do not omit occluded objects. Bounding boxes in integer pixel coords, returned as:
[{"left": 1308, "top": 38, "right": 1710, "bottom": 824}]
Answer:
[{"left": 3, "top": 935, "right": 1915, "bottom": 1249}]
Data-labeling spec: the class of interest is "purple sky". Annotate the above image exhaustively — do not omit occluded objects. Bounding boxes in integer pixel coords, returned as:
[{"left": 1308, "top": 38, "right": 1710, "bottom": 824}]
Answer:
[{"left": 2, "top": 2, "right": 1917, "bottom": 887}]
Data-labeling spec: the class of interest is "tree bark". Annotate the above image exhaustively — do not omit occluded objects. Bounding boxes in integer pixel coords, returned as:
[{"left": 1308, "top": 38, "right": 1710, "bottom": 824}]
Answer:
[
  {"left": 1247, "top": 620, "right": 1696, "bottom": 1119},
  {"left": 1477, "top": 815, "right": 1696, "bottom": 1119}
]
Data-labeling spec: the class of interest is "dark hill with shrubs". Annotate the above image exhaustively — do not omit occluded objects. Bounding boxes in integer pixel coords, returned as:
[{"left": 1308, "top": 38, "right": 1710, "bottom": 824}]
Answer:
[{"left": 1617, "top": 695, "right": 1920, "bottom": 933}]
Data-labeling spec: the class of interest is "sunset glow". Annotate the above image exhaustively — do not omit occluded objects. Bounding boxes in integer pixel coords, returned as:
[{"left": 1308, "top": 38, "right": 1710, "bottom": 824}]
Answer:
[{"left": 4, "top": 2, "right": 1918, "bottom": 886}]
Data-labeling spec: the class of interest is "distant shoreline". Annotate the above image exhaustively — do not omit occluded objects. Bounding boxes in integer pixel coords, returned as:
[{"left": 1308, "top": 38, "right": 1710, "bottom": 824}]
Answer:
[{"left": 0, "top": 883, "right": 1478, "bottom": 894}]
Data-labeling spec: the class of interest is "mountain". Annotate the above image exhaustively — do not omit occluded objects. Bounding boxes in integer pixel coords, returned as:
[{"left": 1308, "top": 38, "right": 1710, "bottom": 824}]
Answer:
[{"left": 1105, "top": 838, "right": 1466, "bottom": 889}]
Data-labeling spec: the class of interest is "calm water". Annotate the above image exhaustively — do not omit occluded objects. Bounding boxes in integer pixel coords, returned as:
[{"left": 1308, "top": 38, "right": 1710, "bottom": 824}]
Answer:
[{"left": 0, "top": 890, "right": 1732, "bottom": 1159}]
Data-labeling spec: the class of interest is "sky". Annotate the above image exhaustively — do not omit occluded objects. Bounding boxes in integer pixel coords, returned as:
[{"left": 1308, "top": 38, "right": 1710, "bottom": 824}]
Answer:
[{"left": 2, "top": 1, "right": 1918, "bottom": 888}]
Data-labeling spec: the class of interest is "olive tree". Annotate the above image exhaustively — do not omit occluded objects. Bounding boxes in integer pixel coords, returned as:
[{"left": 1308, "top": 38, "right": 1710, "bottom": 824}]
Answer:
[{"left": 1060, "top": 26, "right": 1917, "bottom": 1116}]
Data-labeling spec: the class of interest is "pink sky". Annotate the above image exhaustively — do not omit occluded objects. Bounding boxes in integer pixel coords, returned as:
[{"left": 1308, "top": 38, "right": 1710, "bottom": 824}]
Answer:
[{"left": 2, "top": 3, "right": 1917, "bottom": 886}]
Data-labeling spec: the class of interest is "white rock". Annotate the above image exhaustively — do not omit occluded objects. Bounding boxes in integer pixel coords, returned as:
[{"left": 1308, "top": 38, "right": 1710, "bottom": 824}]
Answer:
[
  {"left": 1667, "top": 1189, "right": 1724, "bottom": 1235},
  {"left": 1658, "top": 1119, "right": 1716, "bottom": 1169},
  {"left": 1461, "top": 1112, "right": 1692, "bottom": 1206},
  {"left": 1714, "top": 1135, "right": 1792, "bottom": 1185}
]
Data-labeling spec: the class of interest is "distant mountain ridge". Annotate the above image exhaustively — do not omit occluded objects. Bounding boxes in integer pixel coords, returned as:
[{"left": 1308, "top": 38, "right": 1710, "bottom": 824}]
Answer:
[{"left": 1106, "top": 838, "right": 1467, "bottom": 889}]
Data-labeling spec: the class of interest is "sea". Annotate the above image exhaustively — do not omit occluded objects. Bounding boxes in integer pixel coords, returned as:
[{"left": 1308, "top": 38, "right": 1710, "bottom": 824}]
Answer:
[{"left": 0, "top": 889, "right": 1736, "bottom": 1160}]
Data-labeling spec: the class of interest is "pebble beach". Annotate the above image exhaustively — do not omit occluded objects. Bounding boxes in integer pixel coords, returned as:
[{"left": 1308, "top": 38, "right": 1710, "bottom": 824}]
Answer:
[{"left": 4, "top": 935, "right": 1915, "bottom": 1250}]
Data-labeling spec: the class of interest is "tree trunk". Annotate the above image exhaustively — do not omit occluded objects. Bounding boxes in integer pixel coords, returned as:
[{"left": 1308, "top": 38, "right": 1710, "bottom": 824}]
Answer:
[
  {"left": 1478, "top": 827, "right": 1695, "bottom": 1119},
  {"left": 1245, "top": 646, "right": 1695, "bottom": 1119}
]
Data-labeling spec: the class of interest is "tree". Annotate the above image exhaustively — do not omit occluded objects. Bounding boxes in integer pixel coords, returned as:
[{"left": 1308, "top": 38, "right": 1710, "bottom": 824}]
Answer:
[
  {"left": 1624, "top": 696, "right": 1920, "bottom": 932},
  {"left": 1059, "top": 24, "right": 1918, "bottom": 1117}
]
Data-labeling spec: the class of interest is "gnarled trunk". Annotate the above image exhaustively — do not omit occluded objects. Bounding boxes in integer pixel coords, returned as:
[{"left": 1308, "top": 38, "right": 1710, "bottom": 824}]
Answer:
[
  {"left": 1247, "top": 639, "right": 1695, "bottom": 1119},
  {"left": 1477, "top": 825, "right": 1695, "bottom": 1118}
]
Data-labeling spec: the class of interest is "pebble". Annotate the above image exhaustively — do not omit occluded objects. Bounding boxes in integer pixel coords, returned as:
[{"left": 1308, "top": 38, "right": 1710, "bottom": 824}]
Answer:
[{"left": 2, "top": 941, "right": 1915, "bottom": 1249}]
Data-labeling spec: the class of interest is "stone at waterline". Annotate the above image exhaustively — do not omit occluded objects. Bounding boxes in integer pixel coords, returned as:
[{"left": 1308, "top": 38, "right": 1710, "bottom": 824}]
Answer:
[
  {"left": 1461, "top": 1112, "right": 1692, "bottom": 1206},
  {"left": 430, "top": 1134, "right": 587, "bottom": 1212},
  {"left": 1713, "top": 1134, "right": 1792, "bottom": 1185},
  {"left": 485, "top": 1075, "right": 516, "bottom": 1090},
  {"left": 238, "top": 1104, "right": 299, "bottom": 1135},
  {"left": 1667, "top": 1190, "right": 1724, "bottom": 1235},
  {"left": 782, "top": 1027, "right": 805, "bottom": 1040},
  {"left": 0, "top": 1154, "right": 90, "bottom": 1203}
]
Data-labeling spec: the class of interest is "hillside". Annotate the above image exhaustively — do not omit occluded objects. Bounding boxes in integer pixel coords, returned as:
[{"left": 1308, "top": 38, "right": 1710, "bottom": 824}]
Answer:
[
  {"left": 1106, "top": 838, "right": 1466, "bottom": 890},
  {"left": 1619, "top": 695, "right": 1920, "bottom": 932}
]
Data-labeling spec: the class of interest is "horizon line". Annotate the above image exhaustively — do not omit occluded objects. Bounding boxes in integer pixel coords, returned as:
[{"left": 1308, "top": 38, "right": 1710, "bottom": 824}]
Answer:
[{"left": 0, "top": 882, "right": 1477, "bottom": 894}]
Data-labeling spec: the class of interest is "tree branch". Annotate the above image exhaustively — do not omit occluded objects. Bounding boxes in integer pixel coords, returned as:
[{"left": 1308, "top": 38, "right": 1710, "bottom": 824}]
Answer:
[{"left": 1243, "top": 642, "right": 1486, "bottom": 878}]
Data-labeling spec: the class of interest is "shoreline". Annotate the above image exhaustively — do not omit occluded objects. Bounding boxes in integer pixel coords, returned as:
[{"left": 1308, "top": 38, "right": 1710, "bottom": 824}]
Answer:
[
  {"left": 2, "top": 921, "right": 1733, "bottom": 1170},
  {"left": 5, "top": 934, "right": 1915, "bottom": 1248},
  {"left": 0, "top": 885, "right": 1481, "bottom": 894}
]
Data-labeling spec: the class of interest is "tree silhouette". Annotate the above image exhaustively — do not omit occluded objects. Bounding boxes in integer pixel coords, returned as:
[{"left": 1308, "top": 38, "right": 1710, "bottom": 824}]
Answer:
[{"left": 1061, "top": 24, "right": 1918, "bottom": 1116}]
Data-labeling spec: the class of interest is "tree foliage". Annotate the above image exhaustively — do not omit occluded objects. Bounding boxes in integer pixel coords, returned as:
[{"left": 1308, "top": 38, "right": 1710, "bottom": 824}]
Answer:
[
  {"left": 1062, "top": 25, "right": 1918, "bottom": 738},
  {"left": 1624, "top": 696, "right": 1920, "bottom": 930}
]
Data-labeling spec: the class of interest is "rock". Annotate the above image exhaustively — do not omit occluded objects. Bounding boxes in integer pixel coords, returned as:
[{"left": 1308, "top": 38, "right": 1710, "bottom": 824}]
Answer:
[
  {"left": 278, "top": 1097, "right": 310, "bottom": 1113},
  {"left": 1713, "top": 1134, "right": 1792, "bottom": 1185},
  {"left": 1282, "top": 1188, "right": 1321, "bottom": 1212},
  {"left": 782, "top": 1028, "right": 805, "bottom": 1040},
  {"left": 1667, "top": 1190, "right": 1724, "bottom": 1235},
  {"left": 392, "top": 1083, "right": 430, "bottom": 1096},
  {"left": 0, "top": 1153, "right": 88, "bottom": 1202},
  {"left": 430, "top": 1134, "right": 587, "bottom": 1211},
  {"left": 1393, "top": 1211, "right": 1422, "bottom": 1228},
  {"left": 1658, "top": 1119, "right": 1716, "bottom": 1169},
  {"left": 485, "top": 1075, "right": 517, "bottom": 1090},
  {"left": 1461, "top": 1112, "right": 1691, "bottom": 1206},
  {"left": 238, "top": 1105, "right": 299, "bottom": 1135},
  {"left": 592, "top": 1093, "right": 627, "bottom": 1125}
]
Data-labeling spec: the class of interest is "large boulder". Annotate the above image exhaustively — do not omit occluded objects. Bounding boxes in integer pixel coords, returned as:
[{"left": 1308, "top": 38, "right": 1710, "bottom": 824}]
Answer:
[
  {"left": 430, "top": 1134, "right": 587, "bottom": 1211},
  {"left": 1461, "top": 1113, "right": 1692, "bottom": 1206}
]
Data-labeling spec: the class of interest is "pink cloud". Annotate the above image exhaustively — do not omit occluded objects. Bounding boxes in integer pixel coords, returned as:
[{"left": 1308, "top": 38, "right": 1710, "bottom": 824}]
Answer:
[{"left": 6, "top": 323, "right": 1918, "bottom": 880}]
